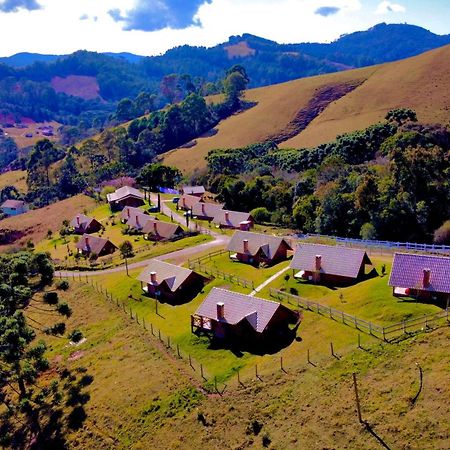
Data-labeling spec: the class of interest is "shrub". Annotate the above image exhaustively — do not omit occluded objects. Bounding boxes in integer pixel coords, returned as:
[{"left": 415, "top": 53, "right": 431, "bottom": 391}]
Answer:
[
  {"left": 43, "top": 291, "right": 59, "bottom": 305},
  {"left": 68, "top": 329, "right": 84, "bottom": 343},
  {"left": 56, "top": 280, "right": 70, "bottom": 290},
  {"left": 434, "top": 220, "right": 450, "bottom": 244}
]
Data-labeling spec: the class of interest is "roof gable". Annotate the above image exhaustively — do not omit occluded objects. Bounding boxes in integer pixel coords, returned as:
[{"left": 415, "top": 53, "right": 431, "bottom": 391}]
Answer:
[
  {"left": 290, "top": 243, "right": 370, "bottom": 279},
  {"left": 227, "top": 230, "right": 291, "bottom": 258},
  {"left": 389, "top": 253, "right": 450, "bottom": 294},
  {"left": 137, "top": 259, "right": 201, "bottom": 292},
  {"left": 194, "top": 288, "right": 283, "bottom": 333}
]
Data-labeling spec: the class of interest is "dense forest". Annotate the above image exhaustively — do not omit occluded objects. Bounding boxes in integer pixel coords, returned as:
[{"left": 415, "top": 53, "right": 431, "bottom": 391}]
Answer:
[{"left": 205, "top": 109, "right": 450, "bottom": 243}]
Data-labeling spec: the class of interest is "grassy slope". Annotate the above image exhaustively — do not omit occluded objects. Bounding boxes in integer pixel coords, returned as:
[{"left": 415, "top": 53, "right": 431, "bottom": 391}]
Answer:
[
  {"left": 30, "top": 280, "right": 449, "bottom": 449},
  {"left": 282, "top": 44, "right": 450, "bottom": 149},
  {"left": 162, "top": 45, "right": 450, "bottom": 174},
  {"left": 0, "top": 169, "right": 27, "bottom": 192},
  {"left": 0, "top": 194, "right": 97, "bottom": 251}
]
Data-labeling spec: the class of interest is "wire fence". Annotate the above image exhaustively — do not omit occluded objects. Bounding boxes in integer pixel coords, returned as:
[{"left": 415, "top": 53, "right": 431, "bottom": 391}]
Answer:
[{"left": 269, "top": 288, "right": 449, "bottom": 342}]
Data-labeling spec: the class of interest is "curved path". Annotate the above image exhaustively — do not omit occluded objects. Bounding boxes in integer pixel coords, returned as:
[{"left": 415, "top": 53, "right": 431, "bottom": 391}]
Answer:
[{"left": 56, "top": 195, "right": 230, "bottom": 277}]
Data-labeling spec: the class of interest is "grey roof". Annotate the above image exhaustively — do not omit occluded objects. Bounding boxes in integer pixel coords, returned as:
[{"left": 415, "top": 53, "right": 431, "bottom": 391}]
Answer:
[
  {"left": 75, "top": 234, "right": 116, "bottom": 255},
  {"left": 227, "top": 230, "right": 292, "bottom": 259},
  {"left": 137, "top": 259, "right": 201, "bottom": 292},
  {"left": 290, "top": 243, "right": 371, "bottom": 279},
  {"left": 182, "top": 185, "right": 205, "bottom": 195},
  {"left": 69, "top": 214, "right": 98, "bottom": 231},
  {"left": 120, "top": 206, "right": 148, "bottom": 222},
  {"left": 127, "top": 212, "right": 154, "bottom": 230},
  {"left": 194, "top": 288, "right": 283, "bottom": 333},
  {"left": 389, "top": 253, "right": 450, "bottom": 294},
  {"left": 191, "top": 202, "right": 223, "bottom": 219},
  {"left": 106, "top": 186, "right": 144, "bottom": 203},
  {"left": 179, "top": 194, "right": 202, "bottom": 210},
  {"left": 212, "top": 210, "right": 252, "bottom": 228},
  {"left": 141, "top": 219, "right": 183, "bottom": 239},
  {"left": 1, "top": 199, "right": 26, "bottom": 208}
]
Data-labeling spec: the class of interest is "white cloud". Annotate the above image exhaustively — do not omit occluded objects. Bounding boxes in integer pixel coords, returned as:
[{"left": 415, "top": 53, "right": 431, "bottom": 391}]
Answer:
[{"left": 375, "top": 1, "right": 406, "bottom": 14}]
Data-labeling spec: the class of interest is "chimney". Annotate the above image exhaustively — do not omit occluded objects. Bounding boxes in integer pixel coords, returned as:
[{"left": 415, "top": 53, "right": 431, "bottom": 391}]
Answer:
[
  {"left": 217, "top": 302, "right": 225, "bottom": 320},
  {"left": 76, "top": 215, "right": 80, "bottom": 226},
  {"left": 150, "top": 271, "right": 157, "bottom": 284},
  {"left": 422, "top": 268, "right": 431, "bottom": 288},
  {"left": 225, "top": 211, "right": 229, "bottom": 222},
  {"left": 243, "top": 239, "right": 249, "bottom": 253},
  {"left": 315, "top": 255, "right": 322, "bottom": 271}
]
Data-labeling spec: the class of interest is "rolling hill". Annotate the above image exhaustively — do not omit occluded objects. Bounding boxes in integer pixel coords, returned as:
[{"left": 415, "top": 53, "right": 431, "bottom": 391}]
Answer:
[{"left": 162, "top": 45, "right": 450, "bottom": 173}]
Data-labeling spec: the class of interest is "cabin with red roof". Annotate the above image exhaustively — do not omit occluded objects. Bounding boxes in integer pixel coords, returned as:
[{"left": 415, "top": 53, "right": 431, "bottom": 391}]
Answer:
[
  {"left": 389, "top": 253, "right": 450, "bottom": 304},
  {"left": 290, "top": 243, "right": 373, "bottom": 285}
]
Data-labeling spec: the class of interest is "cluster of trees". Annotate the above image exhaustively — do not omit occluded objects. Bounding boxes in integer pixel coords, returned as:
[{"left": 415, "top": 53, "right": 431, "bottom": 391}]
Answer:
[
  {"left": 206, "top": 110, "right": 450, "bottom": 243},
  {"left": 0, "top": 252, "right": 91, "bottom": 447}
]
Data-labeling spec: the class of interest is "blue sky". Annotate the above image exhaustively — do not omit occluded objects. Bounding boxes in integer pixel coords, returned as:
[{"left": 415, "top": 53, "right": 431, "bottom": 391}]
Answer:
[{"left": 0, "top": 0, "right": 448, "bottom": 56}]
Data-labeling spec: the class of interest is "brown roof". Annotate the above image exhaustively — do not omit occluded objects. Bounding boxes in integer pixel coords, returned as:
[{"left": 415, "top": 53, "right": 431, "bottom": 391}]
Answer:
[
  {"left": 1, "top": 199, "right": 26, "bottom": 208},
  {"left": 141, "top": 219, "right": 183, "bottom": 239},
  {"left": 194, "top": 288, "right": 287, "bottom": 333},
  {"left": 179, "top": 194, "right": 202, "bottom": 210},
  {"left": 75, "top": 234, "right": 117, "bottom": 255},
  {"left": 120, "top": 206, "right": 148, "bottom": 222},
  {"left": 290, "top": 243, "right": 371, "bottom": 279},
  {"left": 228, "top": 230, "right": 292, "bottom": 259},
  {"left": 212, "top": 210, "right": 252, "bottom": 228},
  {"left": 137, "top": 259, "right": 202, "bottom": 292},
  {"left": 191, "top": 202, "right": 223, "bottom": 219},
  {"left": 181, "top": 185, "right": 205, "bottom": 195},
  {"left": 69, "top": 214, "right": 99, "bottom": 231},
  {"left": 389, "top": 253, "right": 450, "bottom": 294},
  {"left": 107, "top": 186, "right": 144, "bottom": 203}
]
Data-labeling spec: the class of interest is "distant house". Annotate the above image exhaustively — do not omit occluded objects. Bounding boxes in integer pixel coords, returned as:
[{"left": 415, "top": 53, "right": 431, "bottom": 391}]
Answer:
[
  {"left": 178, "top": 194, "right": 202, "bottom": 211},
  {"left": 290, "top": 243, "right": 373, "bottom": 285},
  {"left": 191, "top": 288, "right": 299, "bottom": 342},
  {"left": 106, "top": 186, "right": 145, "bottom": 211},
  {"left": 69, "top": 214, "right": 102, "bottom": 234},
  {"left": 137, "top": 259, "right": 207, "bottom": 304},
  {"left": 191, "top": 202, "right": 223, "bottom": 221},
  {"left": 120, "top": 206, "right": 149, "bottom": 223},
  {"left": 212, "top": 210, "right": 253, "bottom": 230},
  {"left": 389, "top": 253, "right": 450, "bottom": 302},
  {"left": 75, "top": 234, "right": 117, "bottom": 257},
  {"left": 142, "top": 219, "right": 184, "bottom": 241},
  {"left": 228, "top": 231, "right": 292, "bottom": 266},
  {"left": 1, "top": 199, "right": 28, "bottom": 216},
  {"left": 180, "top": 185, "right": 205, "bottom": 197}
]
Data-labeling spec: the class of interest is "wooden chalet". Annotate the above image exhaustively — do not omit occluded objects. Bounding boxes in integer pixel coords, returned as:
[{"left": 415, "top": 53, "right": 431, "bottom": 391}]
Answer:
[
  {"left": 227, "top": 231, "right": 292, "bottom": 266},
  {"left": 389, "top": 253, "right": 450, "bottom": 303},
  {"left": 75, "top": 234, "right": 117, "bottom": 257},
  {"left": 178, "top": 194, "right": 202, "bottom": 211},
  {"left": 70, "top": 214, "right": 102, "bottom": 234},
  {"left": 137, "top": 259, "right": 207, "bottom": 304},
  {"left": 191, "top": 202, "right": 223, "bottom": 221},
  {"left": 141, "top": 219, "right": 184, "bottom": 241},
  {"left": 212, "top": 210, "right": 253, "bottom": 230},
  {"left": 106, "top": 186, "right": 145, "bottom": 211},
  {"left": 180, "top": 185, "right": 205, "bottom": 197},
  {"left": 290, "top": 243, "right": 373, "bottom": 285},
  {"left": 191, "top": 288, "right": 299, "bottom": 343}
]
